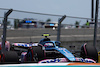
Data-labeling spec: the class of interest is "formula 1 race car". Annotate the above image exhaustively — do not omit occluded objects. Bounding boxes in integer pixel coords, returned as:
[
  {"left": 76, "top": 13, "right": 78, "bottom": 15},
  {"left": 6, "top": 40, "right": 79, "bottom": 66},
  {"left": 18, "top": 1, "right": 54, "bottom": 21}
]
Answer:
[
  {"left": 10, "top": 41, "right": 96, "bottom": 63},
  {"left": 38, "top": 33, "right": 98, "bottom": 63},
  {"left": 9, "top": 33, "right": 98, "bottom": 63}
]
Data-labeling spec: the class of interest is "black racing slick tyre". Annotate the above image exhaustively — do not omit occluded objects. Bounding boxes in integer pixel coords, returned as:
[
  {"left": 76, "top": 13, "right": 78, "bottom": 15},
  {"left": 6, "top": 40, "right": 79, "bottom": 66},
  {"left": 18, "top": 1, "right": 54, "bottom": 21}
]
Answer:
[
  {"left": 27, "top": 46, "right": 45, "bottom": 62},
  {"left": 2, "top": 51, "right": 19, "bottom": 63},
  {"left": 81, "top": 44, "right": 98, "bottom": 61},
  {"left": 33, "top": 46, "right": 45, "bottom": 61},
  {"left": 86, "top": 45, "right": 98, "bottom": 61}
]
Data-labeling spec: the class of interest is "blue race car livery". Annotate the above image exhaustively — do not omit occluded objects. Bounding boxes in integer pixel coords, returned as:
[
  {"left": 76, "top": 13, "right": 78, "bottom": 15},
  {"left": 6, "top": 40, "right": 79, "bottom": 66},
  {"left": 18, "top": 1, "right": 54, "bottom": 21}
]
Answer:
[{"left": 39, "top": 38, "right": 76, "bottom": 61}]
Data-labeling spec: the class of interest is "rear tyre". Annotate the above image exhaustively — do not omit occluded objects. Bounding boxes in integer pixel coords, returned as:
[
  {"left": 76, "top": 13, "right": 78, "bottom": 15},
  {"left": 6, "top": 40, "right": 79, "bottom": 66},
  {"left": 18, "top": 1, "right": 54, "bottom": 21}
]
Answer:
[
  {"left": 33, "top": 46, "right": 45, "bottom": 61},
  {"left": 86, "top": 45, "right": 98, "bottom": 61},
  {"left": 2, "top": 51, "right": 19, "bottom": 63},
  {"left": 81, "top": 44, "right": 98, "bottom": 61}
]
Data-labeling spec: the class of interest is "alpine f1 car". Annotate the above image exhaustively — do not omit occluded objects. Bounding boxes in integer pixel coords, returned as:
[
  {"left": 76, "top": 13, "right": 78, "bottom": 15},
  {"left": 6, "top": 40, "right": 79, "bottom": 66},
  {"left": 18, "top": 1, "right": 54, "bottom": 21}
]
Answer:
[{"left": 38, "top": 33, "right": 98, "bottom": 63}]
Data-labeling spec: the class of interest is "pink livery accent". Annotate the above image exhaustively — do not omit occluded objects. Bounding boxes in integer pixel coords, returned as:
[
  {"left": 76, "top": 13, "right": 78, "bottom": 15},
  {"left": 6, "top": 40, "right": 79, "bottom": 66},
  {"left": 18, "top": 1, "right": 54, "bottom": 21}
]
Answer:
[
  {"left": 38, "top": 58, "right": 96, "bottom": 63},
  {"left": 83, "top": 43, "right": 87, "bottom": 56},
  {"left": 21, "top": 52, "right": 27, "bottom": 62}
]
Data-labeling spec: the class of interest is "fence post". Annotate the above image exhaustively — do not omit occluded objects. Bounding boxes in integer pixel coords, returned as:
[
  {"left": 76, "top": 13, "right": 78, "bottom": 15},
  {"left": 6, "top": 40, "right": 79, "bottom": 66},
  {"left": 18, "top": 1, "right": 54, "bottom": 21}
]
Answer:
[
  {"left": 2, "top": 9, "right": 13, "bottom": 52},
  {"left": 57, "top": 15, "right": 66, "bottom": 41},
  {"left": 93, "top": 0, "right": 99, "bottom": 47}
]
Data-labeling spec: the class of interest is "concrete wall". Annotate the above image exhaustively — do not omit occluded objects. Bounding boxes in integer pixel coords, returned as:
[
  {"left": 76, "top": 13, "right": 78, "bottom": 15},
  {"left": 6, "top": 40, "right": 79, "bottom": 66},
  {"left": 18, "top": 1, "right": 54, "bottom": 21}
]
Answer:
[{"left": 0, "top": 28, "right": 100, "bottom": 51}]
